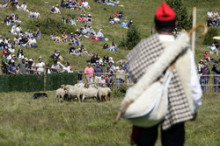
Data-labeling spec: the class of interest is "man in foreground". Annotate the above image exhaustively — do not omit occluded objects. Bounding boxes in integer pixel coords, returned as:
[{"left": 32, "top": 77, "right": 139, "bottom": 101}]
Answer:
[{"left": 125, "top": 2, "right": 202, "bottom": 146}]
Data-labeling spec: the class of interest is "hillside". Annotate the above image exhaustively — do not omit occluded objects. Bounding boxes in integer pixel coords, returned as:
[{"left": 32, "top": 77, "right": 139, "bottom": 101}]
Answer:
[{"left": 0, "top": 0, "right": 219, "bottom": 71}]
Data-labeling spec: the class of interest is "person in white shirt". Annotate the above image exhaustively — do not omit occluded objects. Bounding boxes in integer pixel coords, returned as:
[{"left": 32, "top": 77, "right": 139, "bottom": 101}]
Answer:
[
  {"left": 35, "top": 56, "right": 45, "bottom": 74},
  {"left": 82, "top": 0, "right": 90, "bottom": 9},
  {"left": 34, "top": 10, "right": 40, "bottom": 18},
  {"left": 28, "top": 37, "right": 37, "bottom": 47},
  {"left": 207, "top": 10, "right": 213, "bottom": 18}
]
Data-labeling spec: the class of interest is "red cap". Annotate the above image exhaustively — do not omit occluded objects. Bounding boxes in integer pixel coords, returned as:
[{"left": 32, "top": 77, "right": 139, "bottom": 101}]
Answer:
[{"left": 155, "top": 2, "right": 176, "bottom": 21}]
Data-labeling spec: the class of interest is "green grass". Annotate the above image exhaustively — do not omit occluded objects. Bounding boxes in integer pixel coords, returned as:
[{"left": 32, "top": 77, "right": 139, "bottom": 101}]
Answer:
[{"left": 0, "top": 92, "right": 219, "bottom": 145}]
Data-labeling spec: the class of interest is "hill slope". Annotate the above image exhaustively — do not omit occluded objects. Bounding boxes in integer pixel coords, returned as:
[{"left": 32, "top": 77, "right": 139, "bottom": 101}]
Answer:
[{"left": 0, "top": 0, "right": 219, "bottom": 70}]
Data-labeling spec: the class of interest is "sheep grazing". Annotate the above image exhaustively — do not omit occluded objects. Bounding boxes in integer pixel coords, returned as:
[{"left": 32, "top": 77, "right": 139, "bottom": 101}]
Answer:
[
  {"left": 56, "top": 88, "right": 67, "bottom": 102},
  {"left": 98, "top": 87, "right": 111, "bottom": 102}
]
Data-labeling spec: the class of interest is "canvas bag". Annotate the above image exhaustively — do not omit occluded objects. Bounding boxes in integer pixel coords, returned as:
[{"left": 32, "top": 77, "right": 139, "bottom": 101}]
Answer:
[{"left": 122, "top": 68, "right": 173, "bottom": 127}]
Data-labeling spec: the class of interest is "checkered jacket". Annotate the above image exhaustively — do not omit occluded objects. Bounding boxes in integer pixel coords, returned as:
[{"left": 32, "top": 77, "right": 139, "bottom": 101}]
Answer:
[{"left": 126, "top": 34, "right": 193, "bottom": 130}]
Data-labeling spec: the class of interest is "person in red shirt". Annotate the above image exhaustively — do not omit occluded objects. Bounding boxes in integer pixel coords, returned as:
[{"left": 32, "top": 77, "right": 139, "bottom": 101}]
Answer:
[
  {"left": 78, "top": 14, "right": 83, "bottom": 23},
  {"left": 203, "top": 51, "right": 211, "bottom": 62}
]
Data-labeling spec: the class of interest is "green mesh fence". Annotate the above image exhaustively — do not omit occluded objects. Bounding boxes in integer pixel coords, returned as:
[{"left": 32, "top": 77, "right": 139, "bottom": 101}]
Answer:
[{"left": 0, "top": 73, "right": 78, "bottom": 92}]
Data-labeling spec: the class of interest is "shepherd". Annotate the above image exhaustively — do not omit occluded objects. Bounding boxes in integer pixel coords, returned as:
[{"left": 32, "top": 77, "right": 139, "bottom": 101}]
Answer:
[{"left": 119, "top": 2, "right": 203, "bottom": 146}]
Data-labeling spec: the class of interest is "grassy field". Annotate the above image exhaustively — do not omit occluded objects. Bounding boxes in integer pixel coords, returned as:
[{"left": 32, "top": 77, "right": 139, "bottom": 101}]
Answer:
[{"left": 0, "top": 92, "right": 219, "bottom": 146}]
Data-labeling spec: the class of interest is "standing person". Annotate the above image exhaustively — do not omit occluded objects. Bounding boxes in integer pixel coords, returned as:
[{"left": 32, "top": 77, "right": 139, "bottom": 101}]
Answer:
[
  {"left": 201, "top": 64, "right": 210, "bottom": 92},
  {"left": 116, "top": 65, "right": 125, "bottom": 88},
  {"left": 8, "top": 60, "right": 19, "bottom": 75},
  {"left": 84, "top": 61, "right": 94, "bottom": 83},
  {"left": 94, "top": 61, "right": 104, "bottom": 86},
  {"left": 1, "top": 53, "right": 9, "bottom": 74},
  {"left": 35, "top": 56, "right": 45, "bottom": 74},
  {"left": 123, "top": 2, "right": 202, "bottom": 145},
  {"left": 212, "top": 62, "right": 220, "bottom": 92},
  {"left": 17, "top": 57, "right": 27, "bottom": 74}
]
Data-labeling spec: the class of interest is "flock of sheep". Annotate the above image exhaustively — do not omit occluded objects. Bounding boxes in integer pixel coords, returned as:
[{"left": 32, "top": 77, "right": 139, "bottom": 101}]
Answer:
[{"left": 56, "top": 83, "right": 111, "bottom": 103}]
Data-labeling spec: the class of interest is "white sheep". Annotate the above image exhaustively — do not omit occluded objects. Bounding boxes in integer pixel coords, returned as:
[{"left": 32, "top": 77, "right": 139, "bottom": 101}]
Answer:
[
  {"left": 67, "top": 87, "right": 81, "bottom": 102},
  {"left": 56, "top": 88, "right": 67, "bottom": 102},
  {"left": 79, "top": 87, "right": 99, "bottom": 102},
  {"left": 98, "top": 87, "right": 111, "bottom": 102}
]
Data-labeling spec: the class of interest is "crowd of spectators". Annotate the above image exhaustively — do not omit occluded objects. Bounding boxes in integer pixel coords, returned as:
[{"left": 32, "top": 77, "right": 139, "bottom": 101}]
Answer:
[
  {"left": 60, "top": 0, "right": 91, "bottom": 11},
  {"left": 95, "top": 0, "right": 120, "bottom": 6},
  {"left": 207, "top": 10, "right": 220, "bottom": 27}
]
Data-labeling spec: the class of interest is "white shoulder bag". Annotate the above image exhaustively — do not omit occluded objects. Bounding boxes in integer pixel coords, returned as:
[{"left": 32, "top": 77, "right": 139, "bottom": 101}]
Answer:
[{"left": 122, "top": 68, "right": 173, "bottom": 127}]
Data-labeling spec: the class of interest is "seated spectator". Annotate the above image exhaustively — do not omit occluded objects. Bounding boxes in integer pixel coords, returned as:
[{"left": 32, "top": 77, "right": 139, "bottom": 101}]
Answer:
[
  {"left": 203, "top": 51, "right": 211, "bottom": 62},
  {"left": 82, "top": 0, "right": 90, "bottom": 9},
  {"left": 103, "top": 43, "right": 108, "bottom": 49},
  {"left": 61, "top": 32, "right": 68, "bottom": 42},
  {"left": 50, "top": 50, "right": 63, "bottom": 61},
  {"left": 207, "top": 10, "right": 213, "bottom": 18},
  {"left": 128, "top": 19, "right": 133, "bottom": 27},
  {"left": 69, "top": 44, "right": 76, "bottom": 54},
  {"left": 4, "top": 15, "right": 10, "bottom": 25},
  {"left": 34, "top": 28, "right": 41, "bottom": 39},
  {"left": 81, "top": 25, "right": 88, "bottom": 36},
  {"left": 114, "top": 16, "right": 120, "bottom": 23},
  {"left": 29, "top": 9, "right": 35, "bottom": 18},
  {"left": 60, "top": 0, "right": 66, "bottom": 8},
  {"left": 106, "top": 0, "right": 119, "bottom": 6},
  {"left": 20, "top": 2, "right": 28, "bottom": 12},
  {"left": 15, "top": 24, "right": 23, "bottom": 36},
  {"left": 17, "top": 49, "right": 24, "bottom": 60},
  {"left": 55, "top": 5, "right": 62, "bottom": 13},
  {"left": 35, "top": 56, "right": 45, "bottom": 74},
  {"left": 34, "top": 9, "right": 40, "bottom": 18},
  {"left": 70, "top": 16, "right": 77, "bottom": 26},
  {"left": 8, "top": 60, "right": 18, "bottom": 75},
  {"left": 96, "top": 29, "right": 106, "bottom": 41},
  {"left": 7, "top": 40, "right": 15, "bottom": 53},
  {"left": 50, "top": 33, "right": 56, "bottom": 41},
  {"left": 87, "top": 26, "right": 96, "bottom": 35},
  {"left": 28, "top": 37, "right": 37, "bottom": 48},
  {"left": 120, "top": 20, "right": 128, "bottom": 28},
  {"left": 2, "top": 47, "right": 11, "bottom": 56},
  {"left": 109, "top": 15, "right": 114, "bottom": 24},
  {"left": 91, "top": 54, "right": 97, "bottom": 66},
  {"left": 213, "top": 11, "right": 219, "bottom": 18},
  {"left": 103, "top": 55, "right": 109, "bottom": 64},
  {"left": 108, "top": 42, "right": 118, "bottom": 52},
  {"left": 78, "top": 14, "right": 84, "bottom": 23},
  {"left": 51, "top": 6, "right": 56, "bottom": 13},
  {"left": 19, "top": 35, "right": 28, "bottom": 47},
  {"left": 87, "top": 14, "right": 92, "bottom": 24},
  {"left": 119, "top": 11, "right": 125, "bottom": 18}
]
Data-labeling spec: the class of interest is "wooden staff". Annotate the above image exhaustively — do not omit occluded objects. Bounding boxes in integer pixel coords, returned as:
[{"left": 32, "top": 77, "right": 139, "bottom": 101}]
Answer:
[{"left": 114, "top": 24, "right": 208, "bottom": 124}]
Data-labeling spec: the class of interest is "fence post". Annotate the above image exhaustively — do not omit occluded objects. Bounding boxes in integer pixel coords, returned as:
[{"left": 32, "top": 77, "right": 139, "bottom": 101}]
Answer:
[{"left": 44, "top": 68, "right": 47, "bottom": 92}]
